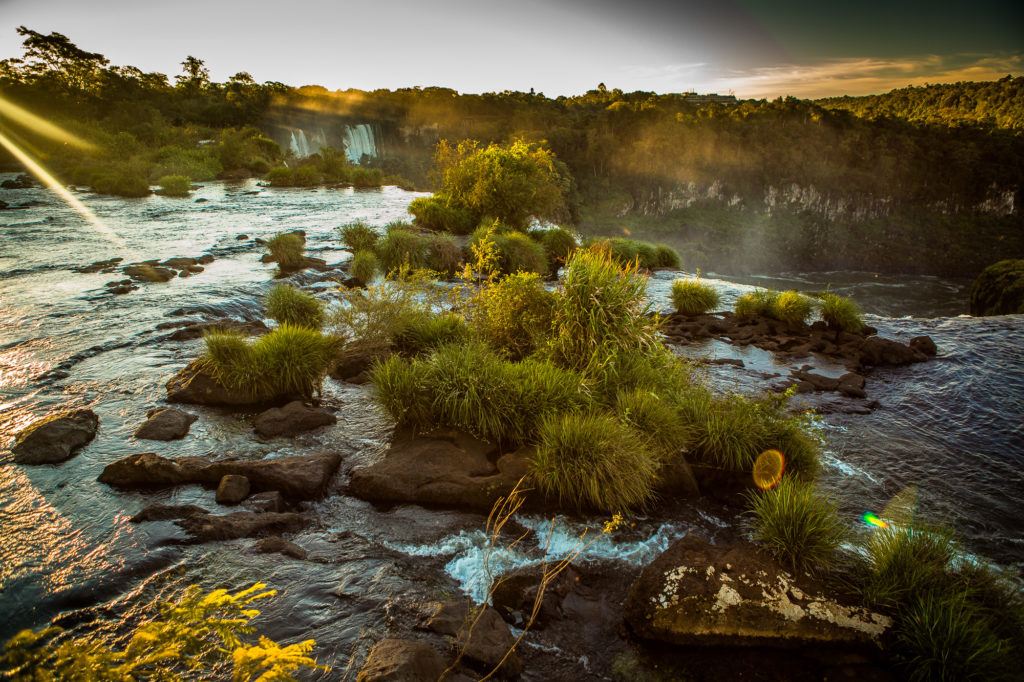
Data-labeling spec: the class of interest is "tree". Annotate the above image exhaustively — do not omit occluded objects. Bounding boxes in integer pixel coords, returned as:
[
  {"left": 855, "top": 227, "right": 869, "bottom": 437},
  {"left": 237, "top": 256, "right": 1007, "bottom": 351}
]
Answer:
[
  {"left": 6, "top": 26, "right": 109, "bottom": 92},
  {"left": 177, "top": 55, "right": 210, "bottom": 91}
]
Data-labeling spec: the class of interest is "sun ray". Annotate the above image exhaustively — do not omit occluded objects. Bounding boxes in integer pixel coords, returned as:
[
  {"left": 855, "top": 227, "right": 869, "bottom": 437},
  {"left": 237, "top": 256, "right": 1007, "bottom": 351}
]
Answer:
[{"left": 0, "top": 96, "right": 96, "bottom": 150}]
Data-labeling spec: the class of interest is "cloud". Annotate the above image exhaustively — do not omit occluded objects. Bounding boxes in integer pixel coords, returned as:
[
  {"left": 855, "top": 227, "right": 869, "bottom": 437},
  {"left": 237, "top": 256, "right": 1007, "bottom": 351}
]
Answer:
[{"left": 703, "top": 54, "right": 1024, "bottom": 99}]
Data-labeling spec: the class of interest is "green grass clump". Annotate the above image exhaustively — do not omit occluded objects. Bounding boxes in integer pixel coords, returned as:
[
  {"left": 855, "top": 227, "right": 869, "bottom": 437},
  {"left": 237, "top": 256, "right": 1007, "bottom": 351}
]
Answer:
[
  {"left": 408, "top": 195, "right": 478, "bottom": 234},
  {"left": 615, "top": 388, "right": 695, "bottom": 458},
  {"left": 532, "top": 411, "right": 660, "bottom": 512},
  {"left": 734, "top": 289, "right": 780, "bottom": 318},
  {"left": 654, "top": 244, "right": 682, "bottom": 269},
  {"left": 156, "top": 174, "right": 191, "bottom": 197},
  {"left": 202, "top": 325, "right": 341, "bottom": 400},
  {"left": 340, "top": 222, "right": 379, "bottom": 252},
  {"left": 470, "top": 272, "right": 555, "bottom": 359},
  {"left": 265, "top": 284, "right": 324, "bottom": 329},
  {"left": 266, "top": 232, "right": 305, "bottom": 270},
  {"left": 350, "top": 250, "right": 379, "bottom": 285},
  {"left": 671, "top": 278, "right": 720, "bottom": 315},
  {"left": 588, "top": 238, "right": 679, "bottom": 270},
  {"left": 376, "top": 227, "right": 429, "bottom": 273},
  {"left": 861, "top": 525, "right": 957, "bottom": 608},
  {"left": 370, "top": 354, "right": 435, "bottom": 427},
  {"left": 819, "top": 292, "right": 864, "bottom": 332},
  {"left": 537, "top": 227, "right": 578, "bottom": 270},
  {"left": 746, "top": 477, "right": 846, "bottom": 572},
  {"left": 393, "top": 312, "right": 471, "bottom": 355},
  {"left": 771, "top": 290, "right": 813, "bottom": 325},
  {"left": 494, "top": 232, "right": 548, "bottom": 275},
  {"left": 424, "top": 233, "right": 464, "bottom": 275}
]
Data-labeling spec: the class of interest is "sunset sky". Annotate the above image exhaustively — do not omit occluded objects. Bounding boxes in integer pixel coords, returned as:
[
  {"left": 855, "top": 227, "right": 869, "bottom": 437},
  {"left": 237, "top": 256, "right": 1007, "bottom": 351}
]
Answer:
[{"left": 1, "top": 0, "right": 1021, "bottom": 97}]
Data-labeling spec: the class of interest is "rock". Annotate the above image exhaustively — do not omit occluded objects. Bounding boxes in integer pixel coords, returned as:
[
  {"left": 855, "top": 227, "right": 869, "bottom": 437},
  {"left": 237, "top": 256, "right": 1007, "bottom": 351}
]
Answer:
[
  {"left": 124, "top": 264, "right": 176, "bottom": 283},
  {"left": 1, "top": 173, "right": 35, "bottom": 189},
  {"left": 255, "top": 536, "right": 307, "bottom": 559},
  {"left": 162, "top": 319, "right": 269, "bottom": 342},
  {"left": 356, "top": 639, "right": 446, "bottom": 682},
  {"left": 236, "top": 234, "right": 249, "bottom": 240},
  {"left": 74, "top": 257, "right": 123, "bottom": 273},
  {"left": 176, "top": 510, "right": 309, "bottom": 543},
  {"left": 161, "top": 256, "right": 199, "bottom": 269},
  {"left": 331, "top": 349, "right": 388, "bottom": 382},
  {"left": 198, "top": 254, "right": 215, "bottom": 265},
  {"left": 968, "top": 259, "right": 1024, "bottom": 316},
  {"left": 254, "top": 401, "right": 336, "bottom": 437},
  {"left": 909, "top": 335, "right": 937, "bottom": 356},
  {"left": 349, "top": 429, "right": 531, "bottom": 512},
  {"left": 166, "top": 359, "right": 259, "bottom": 406},
  {"left": 624, "top": 535, "right": 890, "bottom": 651},
  {"left": 130, "top": 503, "right": 207, "bottom": 523},
  {"left": 655, "top": 458, "right": 700, "bottom": 498},
  {"left": 243, "top": 490, "right": 286, "bottom": 513},
  {"left": 837, "top": 372, "right": 867, "bottom": 399},
  {"left": 424, "top": 600, "right": 521, "bottom": 676},
  {"left": 491, "top": 565, "right": 581, "bottom": 629},
  {"left": 98, "top": 451, "right": 341, "bottom": 500},
  {"left": 12, "top": 409, "right": 99, "bottom": 464},
  {"left": 134, "top": 407, "right": 197, "bottom": 440},
  {"left": 216, "top": 474, "right": 251, "bottom": 504},
  {"left": 858, "top": 336, "right": 927, "bottom": 367}
]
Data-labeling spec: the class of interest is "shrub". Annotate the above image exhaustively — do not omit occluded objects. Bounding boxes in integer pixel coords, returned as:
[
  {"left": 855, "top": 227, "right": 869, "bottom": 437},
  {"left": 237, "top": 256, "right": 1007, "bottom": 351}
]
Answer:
[
  {"left": 376, "top": 228, "right": 429, "bottom": 273},
  {"left": 408, "top": 195, "right": 478, "bottom": 234},
  {"left": 861, "top": 525, "right": 956, "bottom": 608},
  {"left": 615, "top": 388, "right": 695, "bottom": 458},
  {"left": 538, "top": 227, "right": 578, "bottom": 269},
  {"left": 202, "top": 325, "right": 341, "bottom": 401},
  {"left": 266, "top": 232, "right": 305, "bottom": 270},
  {"left": 469, "top": 271, "right": 555, "bottom": 359},
  {"left": 746, "top": 477, "right": 846, "bottom": 572},
  {"left": 340, "top": 221, "right": 379, "bottom": 252},
  {"left": 349, "top": 167, "right": 384, "bottom": 188},
  {"left": 654, "top": 244, "right": 682, "bottom": 269},
  {"left": 734, "top": 289, "right": 780, "bottom": 318},
  {"left": 328, "top": 278, "right": 428, "bottom": 355},
  {"left": 588, "top": 238, "right": 676, "bottom": 270},
  {"left": 495, "top": 232, "right": 548, "bottom": 275},
  {"left": 370, "top": 354, "right": 434, "bottom": 428},
  {"left": 350, "top": 250, "right": 379, "bottom": 285},
  {"left": 424, "top": 232, "right": 464, "bottom": 275},
  {"left": 265, "top": 284, "right": 325, "bottom": 329},
  {"left": 671, "top": 278, "right": 720, "bottom": 315},
  {"left": 91, "top": 168, "right": 152, "bottom": 197},
  {"left": 771, "top": 290, "right": 813, "bottom": 325},
  {"left": 156, "top": 174, "right": 191, "bottom": 197},
  {"left": 394, "top": 312, "right": 471, "bottom": 355},
  {"left": 532, "top": 411, "right": 660, "bottom": 512},
  {"left": 819, "top": 292, "right": 864, "bottom": 333}
]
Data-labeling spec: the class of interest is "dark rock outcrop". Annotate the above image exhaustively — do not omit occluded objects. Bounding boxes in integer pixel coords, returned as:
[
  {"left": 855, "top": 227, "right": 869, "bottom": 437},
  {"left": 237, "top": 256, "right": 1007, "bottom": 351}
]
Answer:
[
  {"left": 858, "top": 336, "right": 927, "bottom": 367},
  {"left": 348, "top": 429, "right": 531, "bottom": 512},
  {"left": 969, "top": 259, "right": 1024, "bottom": 316},
  {"left": 1, "top": 173, "right": 35, "bottom": 189},
  {"left": 166, "top": 360, "right": 259, "bottom": 406},
  {"left": 253, "top": 401, "right": 336, "bottom": 438},
  {"left": 909, "top": 335, "right": 938, "bottom": 356},
  {"left": 491, "top": 565, "right": 581, "bottom": 629},
  {"left": 625, "top": 535, "right": 890, "bottom": 650},
  {"left": 216, "top": 474, "right": 250, "bottom": 504},
  {"left": 99, "top": 451, "right": 341, "bottom": 500},
  {"left": 124, "top": 263, "right": 176, "bottom": 283},
  {"left": 356, "top": 639, "right": 446, "bottom": 682},
  {"left": 11, "top": 408, "right": 99, "bottom": 464},
  {"left": 243, "top": 490, "right": 286, "bottom": 513},
  {"left": 423, "top": 600, "right": 522, "bottom": 676},
  {"left": 134, "top": 407, "right": 197, "bottom": 441},
  {"left": 129, "top": 503, "right": 308, "bottom": 543},
  {"left": 255, "top": 536, "right": 308, "bottom": 559},
  {"left": 74, "top": 257, "right": 123, "bottom": 274}
]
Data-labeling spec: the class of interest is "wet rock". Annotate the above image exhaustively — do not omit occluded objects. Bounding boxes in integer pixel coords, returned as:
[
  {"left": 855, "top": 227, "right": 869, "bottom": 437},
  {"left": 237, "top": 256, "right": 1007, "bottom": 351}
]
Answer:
[
  {"left": 491, "top": 565, "right": 581, "bottom": 629},
  {"left": 108, "top": 284, "right": 135, "bottom": 295},
  {"left": 237, "top": 234, "right": 249, "bottom": 240},
  {"left": 130, "top": 503, "right": 207, "bottom": 522},
  {"left": 161, "top": 256, "right": 199, "bottom": 269},
  {"left": 176, "top": 510, "right": 309, "bottom": 543},
  {"left": 194, "top": 197, "right": 209, "bottom": 203},
  {"left": 12, "top": 408, "right": 99, "bottom": 464},
  {"left": 356, "top": 638, "right": 446, "bottom": 682},
  {"left": 837, "top": 372, "right": 867, "bottom": 399},
  {"left": 424, "top": 600, "right": 522, "bottom": 676},
  {"left": 624, "top": 535, "right": 890, "bottom": 651},
  {"left": 162, "top": 319, "right": 269, "bottom": 342},
  {"left": 253, "top": 401, "right": 336, "bottom": 438},
  {"left": 98, "top": 451, "right": 341, "bottom": 500},
  {"left": 75, "top": 257, "right": 123, "bottom": 273},
  {"left": 134, "top": 407, "right": 197, "bottom": 441},
  {"left": 198, "top": 254, "right": 215, "bottom": 264},
  {"left": 166, "top": 359, "right": 259, "bottom": 406},
  {"left": 1, "top": 173, "right": 35, "bottom": 189},
  {"left": 331, "top": 349, "right": 388, "bottom": 383},
  {"left": 349, "top": 429, "right": 531, "bottom": 512},
  {"left": 656, "top": 458, "right": 701, "bottom": 498},
  {"left": 255, "top": 536, "right": 307, "bottom": 559},
  {"left": 909, "top": 335, "right": 937, "bottom": 356},
  {"left": 858, "top": 336, "right": 927, "bottom": 367},
  {"left": 968, "top": 259, "right": 1024, "bottom": 316},
  {"left": 243, "top": 490, "right": 286, "bottom": 513},
  {"left": 216, "top": 474, "right": 250, "bottom": 505},
  {"left": 124, "top": 263, "right": 176, "bottom": 283}
]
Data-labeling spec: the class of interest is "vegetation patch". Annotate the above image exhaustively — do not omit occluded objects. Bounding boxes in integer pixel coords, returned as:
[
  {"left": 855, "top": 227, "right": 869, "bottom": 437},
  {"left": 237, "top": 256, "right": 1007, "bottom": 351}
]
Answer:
[
  {"left": 746, "top": 476, "right": 846, "bottom": 572},
  {"left": 671, "top": 278, "right": 720, "bottom": 316},
  {"left": 339, "top": 221, "right": 379, "bottom": 252},
  {"left": 266, "top": 232, "right": 305, "bottom": 271},
  {"left": 156, "top": 174, "right": 192, "bottom": 197},
  {"left": 818, "top": 292, "right": 864, "bottom": 332},
  {"left": 265, "top": 284, "right": 324, "bottom": 329}
]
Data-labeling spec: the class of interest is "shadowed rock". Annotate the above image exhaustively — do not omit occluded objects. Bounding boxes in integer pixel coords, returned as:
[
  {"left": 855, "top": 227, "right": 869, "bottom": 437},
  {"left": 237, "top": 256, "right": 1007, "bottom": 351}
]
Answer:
[
  {"left": 356, "top": 639, "right": 446, "bottom": 682},
  {"left": 216, "top": 474, "right": 250, "bottom": 504},
  {"left": 423, "top": 600, "right": 522, "bottom": 676},
  {"left": 129, "top": 503, "right": 308, "bottom": 544},
  {"left": 166, "top": 359, "right": 260, "bottom": 406},
  {"left": 254, "top": 401, "right": 336, "bottom": 438},
  {"left": 255, "top": 536, "right": 308, "bottom": 559},
  {"left": 134, "top": 407, "right": 197, "bottom": 441},
  {"left": 12, "top": 408, "right": 99, "bottom": 464}
]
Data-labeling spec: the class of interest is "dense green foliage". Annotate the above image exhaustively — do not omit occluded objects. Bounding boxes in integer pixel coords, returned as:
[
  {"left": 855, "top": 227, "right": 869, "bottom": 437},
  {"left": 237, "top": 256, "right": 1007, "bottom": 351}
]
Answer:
[
  {"left": 350, "top": 250, "right": 379, "bottom": 285},
  {"left": 588, "top": 237, "right": 680, "bottom": 270},
  {"left": 772, "top": 290, "right": 814, "bottom": 325},
  {"left": 968, "top": 259, "right": 1024, "bottom": 316},
  {"left": 746, "top": 477, "right": 846, "bottom": 572},
  {"left": 468, "top": 271, "right": 555, "bottom": 359},
  {"left": 156, "top": 173, "right": 191, "bottom": 197},
  {"left": 265, "top": 232, "right": 305, "bottom": 270},
  {"left": 818, "top": 292, "right": 864, "bottom": 332},
  {"left": 265, "top": 284, "right": 324, "bottom": 329},
  {"left": 670, "top": 278, "right": 719, "bottom": 315},
  {"left": 734, "top": 289, "right": 779, "bottom": 318},
  {"left": 339, "top": 221, "right": 379, "bottom": 252}
]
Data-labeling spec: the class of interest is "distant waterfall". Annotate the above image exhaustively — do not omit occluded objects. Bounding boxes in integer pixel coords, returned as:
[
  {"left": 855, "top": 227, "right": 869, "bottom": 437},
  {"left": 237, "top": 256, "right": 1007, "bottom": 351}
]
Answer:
[
  {"left": 289, "top": 129, "right": 312, "bottom": 157},
  {"left": 343, "top": 124, "right": 378, "bottom": 164}
]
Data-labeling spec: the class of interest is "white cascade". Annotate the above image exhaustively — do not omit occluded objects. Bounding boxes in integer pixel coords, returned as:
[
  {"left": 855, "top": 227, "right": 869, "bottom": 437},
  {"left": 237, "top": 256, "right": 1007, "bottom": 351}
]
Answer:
[
  {"left": 289, "top": 129, "right": 313, "bottom": 157},
  {"left": 343, "top": 124, "right": 378, "bottom": 164}
]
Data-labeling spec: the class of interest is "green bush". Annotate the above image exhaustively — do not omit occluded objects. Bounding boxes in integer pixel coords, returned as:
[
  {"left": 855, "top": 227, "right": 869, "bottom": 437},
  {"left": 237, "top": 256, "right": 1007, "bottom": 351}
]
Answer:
[
  {"left": 91, "top": 169, "right": 152, "bottom": 197},
  {"left": 495, "top": 232, "right": 548, "bottom": 275},
  {"left": 654, "top": 244, "right": 682, "bottom": 269},
  {"left": 202, "top": 325, "right": 341, "bottom": 401},
  {"left": 734, "top": 289, "right": 780, "bottom": 318},
  {"left": 409, "top": 195, "right": 478, "bottom": 234},
  {"left": 615, "top": 388, "right": 695, "bottom": 458},
  {"left": 266, "top": 165, "right": 322, "bottom": 187},
  {"left": 340, "top": 222, "right": 379, "bottom": 252},
  {"left": 771, "top": 290, "right": 813, "bottom": 325},
  {"left": 470, "top": 271, "right": 555, "bottom": 359},
  {"left": 746, "top": 476, "right": 846, "bottom": 572},
  {"left": 819, "top": 292, "right": 864, "bottom": 332},
  {"left": 394, "top": 312, "right": 471, "bottom": 355},
  {"left": 861, "top": 525, "right": 956, "bottom": 608},
  {"left": 349, "top": 166, "right": 384, "bottom": 188},
  {"left": 328, "top": 278, "right": 429, "bottom": 355},
  {"left": 671, "top": 278, "right": 720, "bottom": 315},
  {"left": 588, "top": 238, "right": 678, "bottom": 270},
  {"left": 425, "top": 232, "right": 464, "bottom": 275},
  {"left": 265, "top": 284, "right": 324, "bottom": 329},
  {"left": 376, "top": 227, "right": 430, "bottom": 273},
  {"left": 350, "top": 250, "right": 379, "bottom": 285},
  {"left": 532, "top": 411, "right": 660, "bottom": 512},
  {"left": 370, "top": 354, "right": 435, "bottom": 427},
  {"left": 538, "top": 227, "right": 578, "bottom": 269},
  {"left": 156, "top": 174, "right": 192, "bottom": 197},
  {"left": 266, "top": 232, "right": 305, "bottom": 270}
]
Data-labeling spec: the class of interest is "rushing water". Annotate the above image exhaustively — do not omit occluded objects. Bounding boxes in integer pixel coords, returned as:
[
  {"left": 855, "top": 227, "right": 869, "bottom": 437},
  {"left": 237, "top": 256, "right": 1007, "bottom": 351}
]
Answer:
[{"left": 1, "top": 176, "right": 1022, "bottom": 674}]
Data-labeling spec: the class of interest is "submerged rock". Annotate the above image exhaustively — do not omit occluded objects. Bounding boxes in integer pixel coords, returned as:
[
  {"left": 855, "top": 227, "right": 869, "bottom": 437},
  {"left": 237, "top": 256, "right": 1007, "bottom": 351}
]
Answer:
[
  {"left": 243, "top": 490, "right": 286, "bottom": 513},
  {"left": 216, "top": 474, "right": 250, "bottom": 504},
  {"left": 253, "top": 401, "right": 336, "bottom": 437},
  {"left": 176, "top": 510, "right": 307, "bottom": 543},
  {"left": 160, "top": 319, "right": 269, "bottom": 342},
  {"left": 969, "top": 259, "right": 1024, "bottom": 316},
  {"left": 356, "top": 639, "right": 446, "bottom": 682},
  {"left": 12, "top": 408, "right": 99, "bottom": 464},
  {"left": 124, "top": 263, "right": 176, "bottom": 283},
  {"left": 98, "top": 451, "right": 342, "bottom": 500},
  {"left": 74, "top": 257, "right": 123, "bottom": 273},
  {"left": 348, "top": 428, "right": 531, "bottom": 512},
  {"left": 491, "top": 565, "right": 581, "bottom": 629},
  {"left": 624, "top": 535, "right": 890, "bottom": 651},
  {"left": 134, "top": 407, "right": 197, "bottom": 441},
  {"left": 254, "top": 536, "right": 308, "bottom": 559}
]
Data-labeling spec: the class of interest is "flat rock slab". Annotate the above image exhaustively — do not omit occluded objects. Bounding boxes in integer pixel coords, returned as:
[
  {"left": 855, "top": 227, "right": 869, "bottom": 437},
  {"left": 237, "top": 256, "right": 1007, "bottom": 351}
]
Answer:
[
  {"left": 98, "top": 451, "right": 342, "bottom": 500},
  {"left": 254, "top": 401, "right": 336, "bottom": 437},
  {"left": 129, "top": 504, "right": 308, "bottom": 544},
  {"left": 12, "top": 408, "right": 99, "bottom": 464},
  {"left": 348, "top": 429, "right": 531, "bottom": 511},
  {"left": 625, "top": 535, "right": 890, "bottom": 650},
  {"left": 134, "top": 407, "right": 197, "bottom": 440}
]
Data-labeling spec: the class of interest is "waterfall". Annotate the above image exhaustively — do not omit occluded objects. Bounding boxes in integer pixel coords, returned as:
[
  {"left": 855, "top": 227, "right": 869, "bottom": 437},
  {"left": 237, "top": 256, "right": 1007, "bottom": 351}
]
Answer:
[
  {"left": 343, "top": 124, "right": 378, "bottom": 164},
  {"left": 289, "top": 129, "right": 313, "bottom": 157}
]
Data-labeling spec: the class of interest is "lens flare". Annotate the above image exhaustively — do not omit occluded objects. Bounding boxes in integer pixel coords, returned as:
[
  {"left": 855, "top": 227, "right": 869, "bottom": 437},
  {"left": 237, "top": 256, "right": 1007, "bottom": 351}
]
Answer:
[
  {"left": 0, "top": 96, "right": 95, "bottom": 150},
  {"left": 862, "top": 512, "right": 888, "bottom": 528},
  {"left": 753, "top": 449, "right": 786, "bottom": 490}
]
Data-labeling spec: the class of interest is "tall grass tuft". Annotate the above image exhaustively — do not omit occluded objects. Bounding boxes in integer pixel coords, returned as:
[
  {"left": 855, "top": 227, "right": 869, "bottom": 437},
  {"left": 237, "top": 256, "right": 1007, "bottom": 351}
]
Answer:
[
  {"left": 370, "top": 354, "right": 434, "bottom": 429},
  {"left": 469, "top": 272, "right": 554, "bottom": 359},
  {"left": 734, "top": 289, "right": 779, "bottom": 318},
  {"left": 654, "top": 244, "right": 682, "bottom": 269},
  {"left": 532, "top": 411, "right": 660, "bottom": 512},
  {"left": 861, "top": 525, "right": 956, "bottom": 608},
  {"left": 671, "top": 278, "right": 720, "bottom": 316},
  {"left": 393, "top": 312, "right": 471, "bottom": 355},
  {"left": 350, "top": 250, "right": 379, "bottom": 285},
  {"left": 771, "top": 290, "right": 813, "bottom": 325},
  {"left": 266, "top": 233, "right": 305, "bottom": 270},
  {"left": 538, "top": 227, "right": 578, "bottom": 270},
  {"left": 265, "top": 284, "right": 324, "bottom": 329},
  {"left": 339, "top": 221, "right": 379, "bottom": 252},
  {"left": 746, "top": 477, "right": 846, "bottom": 572},
  {"left": 156, "top": 174, "right": 191, "bottom": 197},
  {"left": 376, "top": 227, "right": 429, "bottom": 273},
  {"left": 819, "top": 292, "right": 864, "bottom": 333},
  {"left": 615, "top": 388, "right": 695, "bottom": 458},
  {"left": 495, "top": 232, "right": 548, "bottom": 275}
]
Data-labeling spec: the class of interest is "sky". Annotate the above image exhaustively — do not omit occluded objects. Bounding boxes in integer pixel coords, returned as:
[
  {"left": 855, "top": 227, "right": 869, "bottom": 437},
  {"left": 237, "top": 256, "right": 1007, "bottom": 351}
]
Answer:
[{"left": 0, "top": 0, "right": 1021, "bottom": 98}]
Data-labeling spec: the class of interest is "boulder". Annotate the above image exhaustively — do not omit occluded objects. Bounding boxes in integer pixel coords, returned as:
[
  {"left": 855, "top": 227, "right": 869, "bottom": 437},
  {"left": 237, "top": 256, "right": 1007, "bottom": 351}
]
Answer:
[
  {"left": 216, "top": 474, "right": 250, "bottom": 504},
  {"left": 356, "top": 639, "right": 446, "bottom": 682},
  {"left": 166, "top": 359, "right": 259, "bottom": 406},
  {"left": 254, "top": 401, "right": 336, "bottom": 438},
  {"left": 12, "top": 408, "right": 99, "bottom": 464},
  {"left": 424, "top": 600, "right": 522, "bottom": 676},
  {"left": 98, "top": 451, "right": 341, "bottom": 500},
  {"left": 968, "top": 259, "right": 1024, "bottom": 316},
  {"left": 128, "top": 504, "right": 308, "bottom": 543},
  {"left": 243, "top": 490, "right": 286, "bottom": 513},
  {"left": 134, "top": 407, "right": 197, "bottom": 441},
  {"left": 858, "top": 336, "right": 927, "bottom": 367},
  {"left": 331, "top": 348, "right": 388, "bottom": 382},
  {"left": 491, "top": 565, "right": 581, "bottom": 629},
  {"left": 74, "top": 257, "right": 123, "bottom": 273},
  {"left": 909, "top": 335, "right": 938, "bottom": 357},
  {"left": 624, "top": 535, "right": 890, "bottom": 650},
  {"left": 348, "top": 429, "right": 531, "bottom": 512},
  {"left": 162, "top": 319, "right": 269, "bottom": 342},
  {"left": 124, "top": 264, "right": 176, "bottom": 283},
  {"left": 255, "top": 536, "right": 308, "bottom": 559}
]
